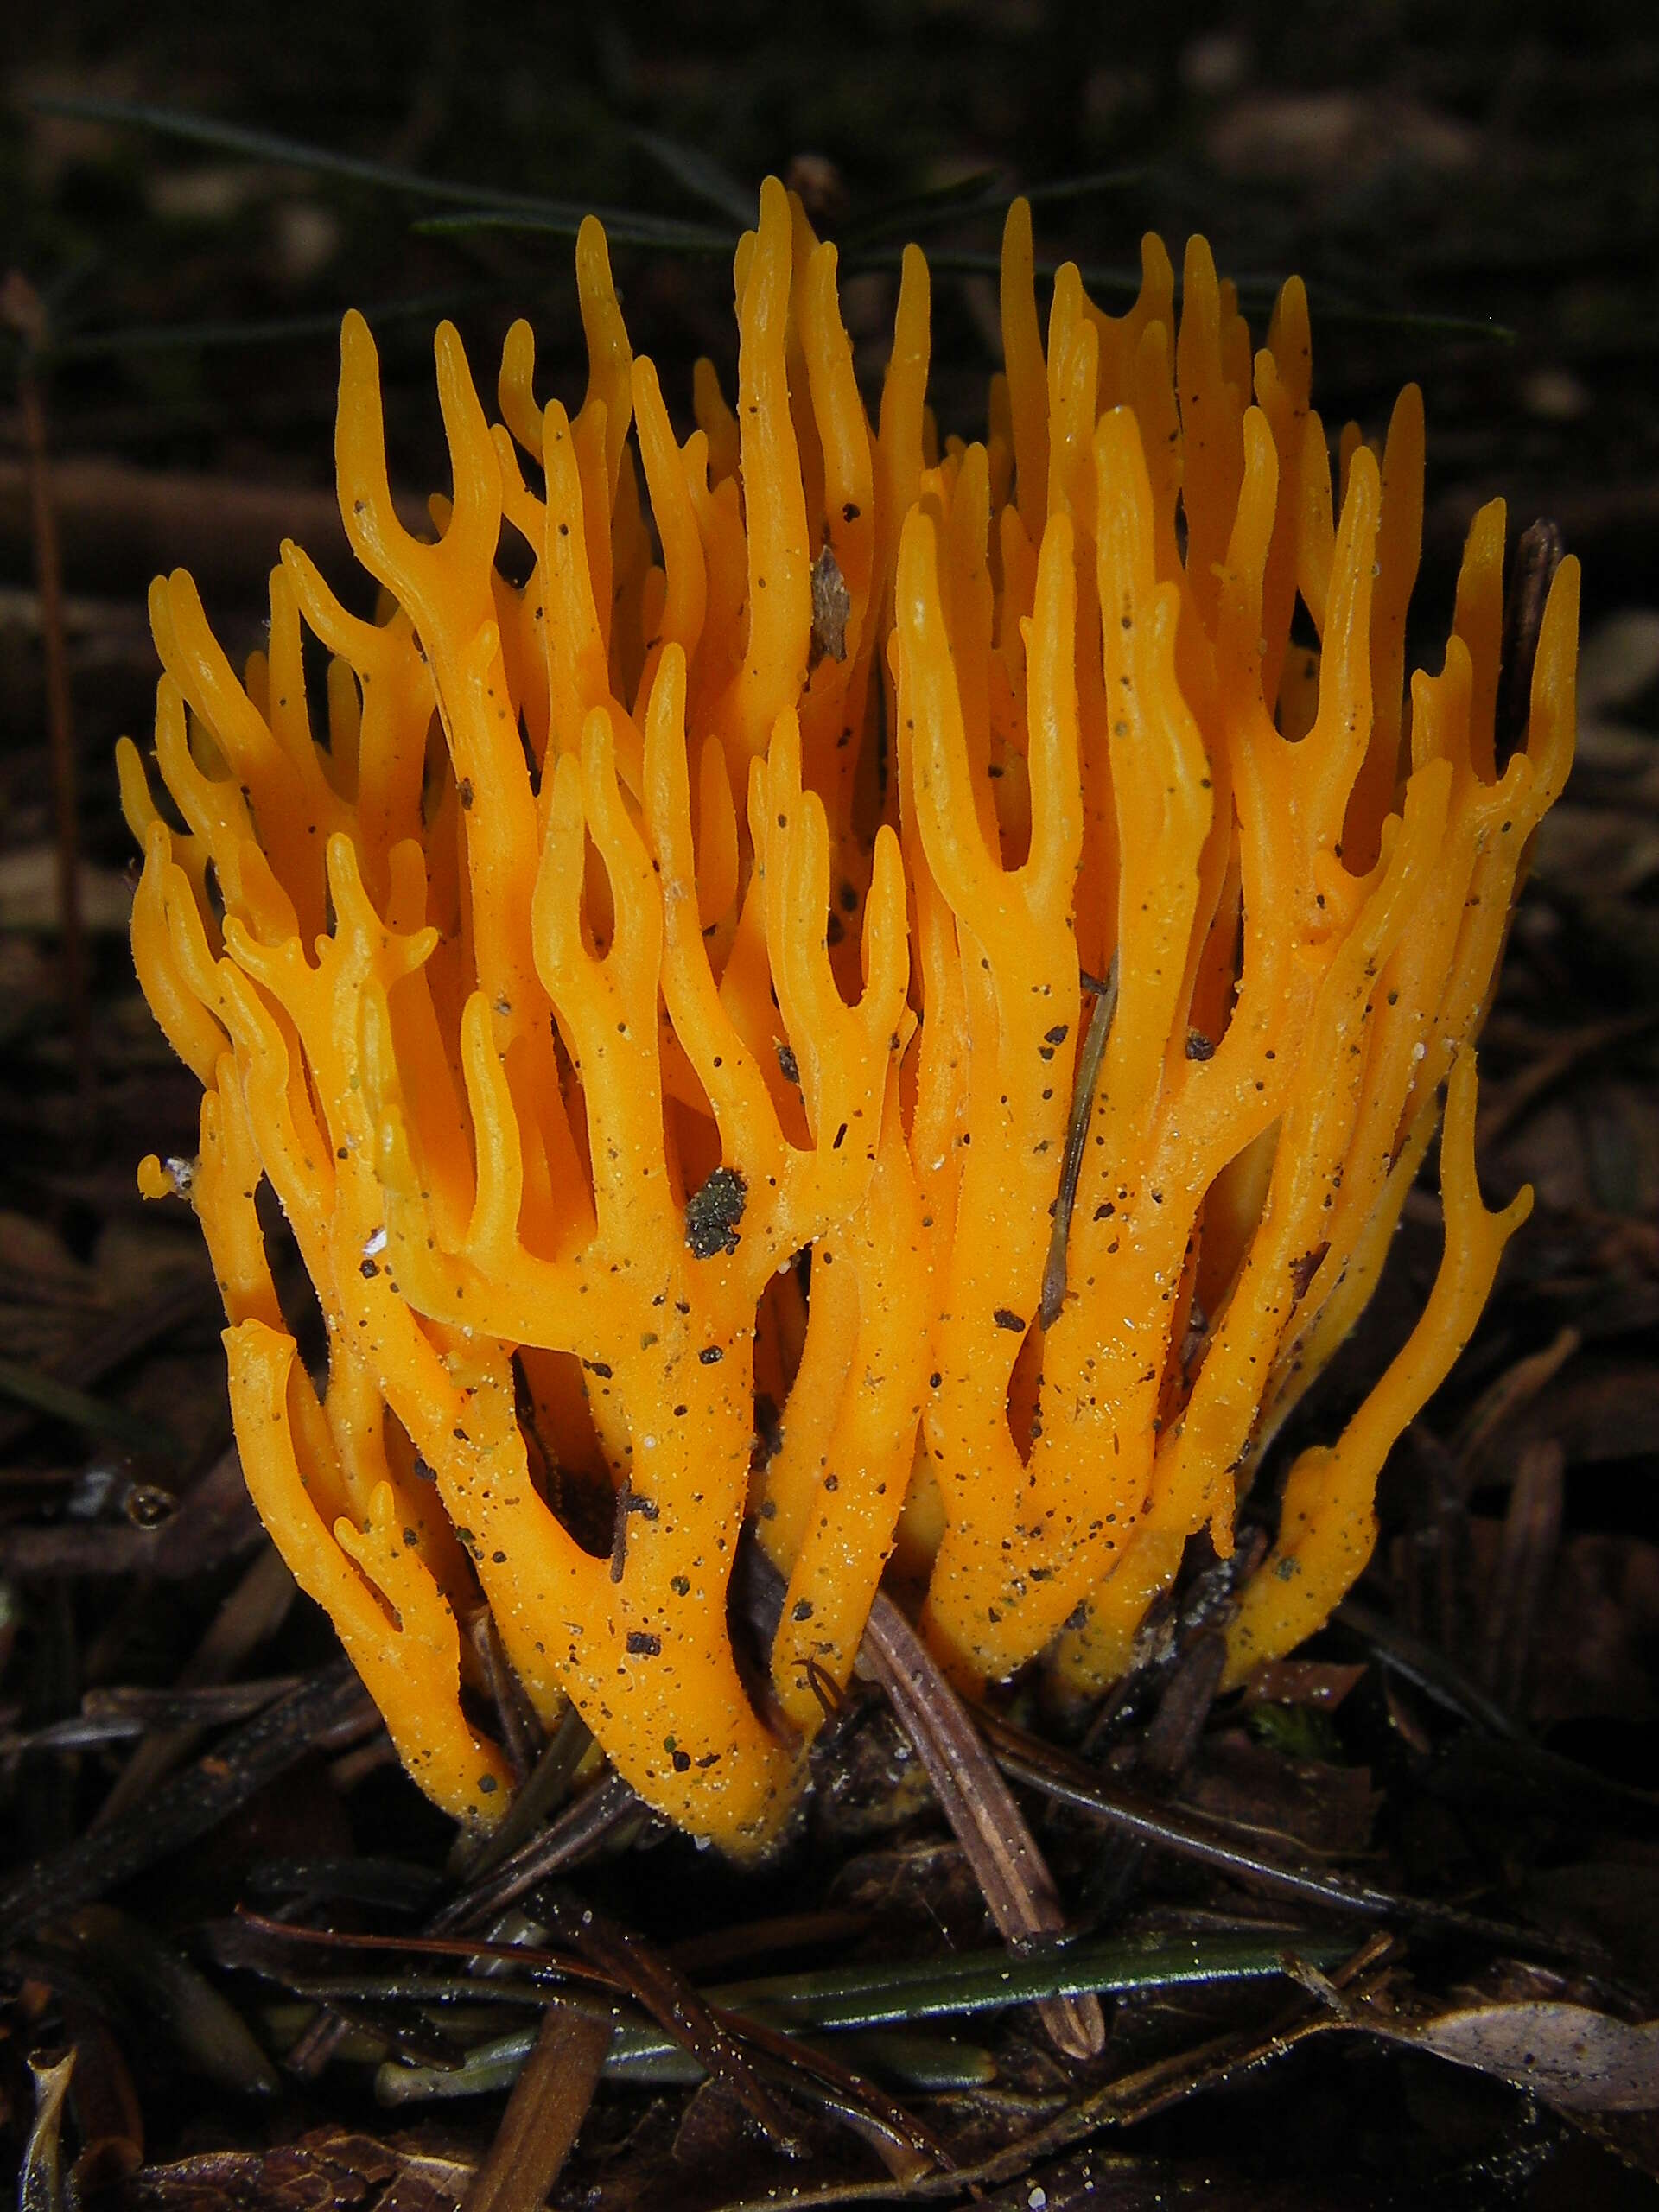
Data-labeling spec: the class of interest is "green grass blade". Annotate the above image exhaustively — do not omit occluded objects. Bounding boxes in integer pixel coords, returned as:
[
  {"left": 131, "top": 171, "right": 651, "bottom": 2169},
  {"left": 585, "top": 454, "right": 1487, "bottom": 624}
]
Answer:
[
  {"left": 49, "top": 289, "right": 499, "bottom": 363},
  {"left": 376, "top": 1926, "right": 1351, "bottom": 2102},
  {"left": 413, "top": 207, "right": 734, "bottom": 252},
  {"left": 628, "top": 128, "right": 754, "bottom": 226},
  {"left": 29, "top": 93, "right": 736, "bottom": 253},
  {"left": 0, "top": 1354, "right": 180, "bottom": 1458}
]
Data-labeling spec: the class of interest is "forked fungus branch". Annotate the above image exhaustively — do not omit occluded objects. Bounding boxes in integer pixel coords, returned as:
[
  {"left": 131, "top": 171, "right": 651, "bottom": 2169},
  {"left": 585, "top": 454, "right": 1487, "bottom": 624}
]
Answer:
[{"left": 119, "top": 179, "right": 1578, "bottom": 1852}]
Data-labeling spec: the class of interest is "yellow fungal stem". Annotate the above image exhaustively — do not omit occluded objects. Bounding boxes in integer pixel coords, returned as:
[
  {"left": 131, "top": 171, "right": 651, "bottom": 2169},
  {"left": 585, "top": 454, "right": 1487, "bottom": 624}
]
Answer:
[
  {"left": 1222, "top": 1051, "right": 1531, "bottom": 1688},
  {"left": 121, "top": 181, "right": 1574, "bottom": 1852},
  {"left": 227, "top": 1322, "right": 513, "bottom": 1828},
  {"left": 717, "top": 180, "right": 811, "bottom": 769}
]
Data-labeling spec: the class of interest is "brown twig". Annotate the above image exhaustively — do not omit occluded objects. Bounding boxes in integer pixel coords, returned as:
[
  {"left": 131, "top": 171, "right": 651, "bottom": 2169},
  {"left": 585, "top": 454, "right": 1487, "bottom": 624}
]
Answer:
[
  {"left": 0, "top": 451, "right": 420, "bottom": 596},
  {"left": 1040, "top": 955, "right": 1118, "bottom": 1330},
  {"left": 92, "top": 1542, "right": 297, "bottom": 1826},
  {"left": 283, "top": 1769, "right": 647, "bottom": 2080},
  {"left": 223, "top": 1910, "right": 602, "bottom": 1986},
  {"left": 1085, "top": 1630, "right": 1230, "bottom": 1918},
  {"left": 979, "top": 1707, "right": 1584, "bottom": 1953},
  {"left": 459, "top": 2005, "right": 613, "bottom": 2212},
  {"left": 0, "top": 1662, "right": 374, "bottom": 1941},
  {"left": 0, "top": 1275, "right": 219, "bottom": 1461},
  {"left": 1496, "top": 517, "right": 1565, "bottom": 770},
  {"left": 543, "top": 1891, "right": 804, "bottom": 2152},
  {"left": 435, "top": 1770, "right": 649, "bottom": 1930},
  {"left": 467, "top": 1608, "right": 541, "bottom": 1786},
  {"left": 1476, "top": 1438, "right": 1565, "bottom": 1712},
  {"left": 861, "top": 1592, "right": 1106, "bottom": 2063},
  {"left": 0, "top": 1442, "right": 262, "bottom": 1580},
  {"left": 703, "top": 1999, "right": 953, "bottom": 2182}
]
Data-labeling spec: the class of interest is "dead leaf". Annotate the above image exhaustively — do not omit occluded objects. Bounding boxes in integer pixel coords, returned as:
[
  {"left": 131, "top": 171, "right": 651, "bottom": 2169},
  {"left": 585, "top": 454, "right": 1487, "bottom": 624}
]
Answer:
[
  {"left": 1378, "top": 1999, "right": 1659, "bottom": 2113},
  {"left": 103, "top": 2127, "right": 466, "bottom": 2211},
  {"left": 1182, "top": 1730, "right": 1381, "bottom": 1858},
  {"left": 1524, "top": 1856, "right": 1659, "bottom": 1989}
]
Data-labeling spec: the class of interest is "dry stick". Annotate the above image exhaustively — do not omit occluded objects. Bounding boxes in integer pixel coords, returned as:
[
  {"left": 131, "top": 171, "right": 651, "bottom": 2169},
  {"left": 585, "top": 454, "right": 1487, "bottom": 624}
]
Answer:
[
  {"left": 861, "top": 1593, "right": 1105, "bottom": 2063},
  {"left": 451, "top": 1704, "right": 599, "bottom": 1885},
  {"left": 702, "top": 1936, "right": 1396, "bottom": 2212},
  {"left": 285, "top": 1770, "right": 645, "bottom": 2080},
  {"left": 0, "top": 1277, "right": 219, "bottom": 1461},
  {"left": 1, "top": 1676, "right": 305, "bottom": 1756},
  {"left": 978, "top": 1708, "right": 1581, "bottom": 1953},
  {"left": 0, "top": 1662, "right": 374, "bottom": 1941},
  {"left": 226, "top": 1911, "right": 602, "bottom": 1986},
  {"left": 0, "top": 1442, "right": 262, "bottom": 1580},
  {"left": 0, "top": 453, "right": 407, "bottom": 597},
  {"left": 1496, "top": 518, "right": 1564, "bottom": 770},
  {"left": 703, "top": 1999, "right": 952, "bottom": 2182},
  {"left": 1087, "top": 1631, "right": 1230, "bottom": 1919},
  {"left": 92, "top": 1542, "right": 297, "bottom": 1826},
  {"left": 434, "top": 1772, "right": 647, "bottom": 1931},
  {"left": 318, "top": 1888, "right": 949, "bottom": 2179},
  {"left": 3, "top": 275, "right": 94, "bottom": 1147},
  {"left": 467, "top": 1609, "right": 539, "bottom": 1786},
  {"left": 1478, "top": 1437, "right": 1565, "bottom": 1711},
  {"left": 1039, "top": 956, "right": 1118, "bottom": 1329},
  {"left": 544, "top": 1891, "right": 804, "bottom": 2152},
  {"left": 460, "top": 2005, "right": 612, "bottom": 2212}
]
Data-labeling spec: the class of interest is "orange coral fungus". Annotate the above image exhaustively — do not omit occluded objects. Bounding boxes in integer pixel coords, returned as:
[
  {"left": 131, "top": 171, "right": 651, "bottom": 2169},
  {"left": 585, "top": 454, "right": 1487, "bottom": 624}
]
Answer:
[{"left": 121, "top": 178, "right": 1576, "bottom": 1853}]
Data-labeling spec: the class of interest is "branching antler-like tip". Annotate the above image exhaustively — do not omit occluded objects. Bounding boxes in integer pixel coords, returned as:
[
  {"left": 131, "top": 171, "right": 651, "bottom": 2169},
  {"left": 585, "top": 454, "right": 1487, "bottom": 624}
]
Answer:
[
  {"left": 499, "top": 316, "right": 542, "bottom": 454},
  {"left": 431, "top": 323, "right": 499, "bottom": 563},
  {"left": 335, "top": 315, "right": 404, "bottom": 582},
  {"left": 1337, "top": 437, "right": 1382, "bottom": 551},
  {"left": 122, "top": 188, "right": 1573, "bottom": 1851},
  {"left": 145, "top": 574, "right": 175, "bottom": 659}
]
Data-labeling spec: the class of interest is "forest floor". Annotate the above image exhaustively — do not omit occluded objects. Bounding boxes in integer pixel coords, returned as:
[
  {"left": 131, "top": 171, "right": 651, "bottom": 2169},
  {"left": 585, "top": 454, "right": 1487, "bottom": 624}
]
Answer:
[{"left": 3, "top": 4, "right": 1659, "bottom": 2205}]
